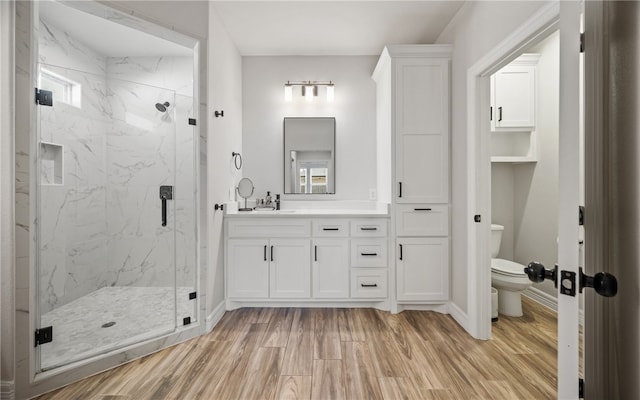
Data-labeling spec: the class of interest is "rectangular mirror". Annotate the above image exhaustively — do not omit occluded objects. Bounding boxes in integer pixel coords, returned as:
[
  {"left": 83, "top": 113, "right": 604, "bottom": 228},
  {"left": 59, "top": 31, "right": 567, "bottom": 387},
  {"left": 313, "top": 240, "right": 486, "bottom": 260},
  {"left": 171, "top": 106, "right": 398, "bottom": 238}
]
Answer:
[{"left": 284, "top": 117, "right": 335, "bottom": 194}]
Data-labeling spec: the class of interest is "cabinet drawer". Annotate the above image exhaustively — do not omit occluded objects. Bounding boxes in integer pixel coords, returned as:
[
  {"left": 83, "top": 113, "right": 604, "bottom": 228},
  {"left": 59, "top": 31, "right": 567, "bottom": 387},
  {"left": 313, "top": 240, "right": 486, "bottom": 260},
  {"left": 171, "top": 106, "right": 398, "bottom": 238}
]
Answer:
[
  {"left": 312, "top": 219, "right": 349, "bottom": 237},
  {"left": 350, "top": 219, "right": 388, "bottom": 237},
  {"left": 351, "top": 269, "right": 387, "bottom": 298},
  {"left": 350, "top": 239, "right": 387, "bottom": 267},
  {"left": 228, "top": 219, "right": 310, "bottom": 238},
  {"left": 395, "top": 205, "right": 448, "bottom": 236}
]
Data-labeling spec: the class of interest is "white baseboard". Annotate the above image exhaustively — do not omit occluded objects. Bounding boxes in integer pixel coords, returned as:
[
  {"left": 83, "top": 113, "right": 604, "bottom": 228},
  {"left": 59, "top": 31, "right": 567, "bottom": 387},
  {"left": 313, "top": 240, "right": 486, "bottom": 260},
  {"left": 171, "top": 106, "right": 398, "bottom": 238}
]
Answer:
[
  {"left": 1, "top": 380, "right": 15, "bottom": 400},
  {"left": 206, "top": 301, "right": 226, "bottom": 332},
  {"left": 448, "top": 301, "right": 471, "bottom": 334},
  {"left": 523, "top": 287, "right": 584, "bottom": 326}
]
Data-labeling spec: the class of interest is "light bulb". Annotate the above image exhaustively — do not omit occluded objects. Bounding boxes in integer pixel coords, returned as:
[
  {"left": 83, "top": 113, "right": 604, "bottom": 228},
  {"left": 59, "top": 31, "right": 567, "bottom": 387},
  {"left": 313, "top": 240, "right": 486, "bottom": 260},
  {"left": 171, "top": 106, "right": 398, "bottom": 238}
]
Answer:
[
  {"left": 284, "top": 84, "right": 293, "bottom": 102},
  {"left": 305, "top": 85, "right": 314, "bottom": 102},
  {"left": 326, "top": 84, "right": 334, "bottom": 102}
]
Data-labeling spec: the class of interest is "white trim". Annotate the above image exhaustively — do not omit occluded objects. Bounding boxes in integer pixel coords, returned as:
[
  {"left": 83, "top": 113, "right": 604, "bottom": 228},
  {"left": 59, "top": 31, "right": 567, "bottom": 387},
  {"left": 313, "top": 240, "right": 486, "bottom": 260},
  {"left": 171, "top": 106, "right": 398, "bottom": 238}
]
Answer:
[
  {"left": 395, "top": 303, "right": 449, "bottom": 314},
  {"left": 523, "top": 288, "right": 584, "bottom": 326},
  {"left": 1, "top": 381, "right": 15, "bottom": 400},
  {"left": 466, "top": 2, "right": 560, "bottom": 340},
  {"left": 448, "top": 301, "right": 471, "bottom": 332},
  {"left": 206, "top": 301, "right": 226, "bottom": 332}
]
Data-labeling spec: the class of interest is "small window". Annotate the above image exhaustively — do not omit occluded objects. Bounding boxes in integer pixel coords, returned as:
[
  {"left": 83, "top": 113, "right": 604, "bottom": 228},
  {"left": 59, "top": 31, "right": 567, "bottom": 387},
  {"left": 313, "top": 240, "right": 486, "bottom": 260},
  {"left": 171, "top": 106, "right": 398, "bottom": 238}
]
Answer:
[{"left": 39, "top": 68, "right": 81, "bottom": 108}]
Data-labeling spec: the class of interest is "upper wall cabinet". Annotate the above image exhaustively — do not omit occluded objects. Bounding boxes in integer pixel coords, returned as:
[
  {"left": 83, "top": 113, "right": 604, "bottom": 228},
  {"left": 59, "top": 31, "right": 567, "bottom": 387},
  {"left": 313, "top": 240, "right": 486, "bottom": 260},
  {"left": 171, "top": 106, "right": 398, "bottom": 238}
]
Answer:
[
  {"left": 373, "top": 46, "right": 451, "bottom": 204},
  {"left": 491, "top": 54, "right": 540, "bottom": 131}
]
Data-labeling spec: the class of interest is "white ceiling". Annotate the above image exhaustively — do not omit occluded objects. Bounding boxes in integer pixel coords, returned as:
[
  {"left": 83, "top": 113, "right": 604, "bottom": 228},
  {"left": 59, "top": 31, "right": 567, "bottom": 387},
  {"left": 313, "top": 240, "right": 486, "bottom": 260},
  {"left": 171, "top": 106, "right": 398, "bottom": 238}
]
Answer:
[
  {"left": 212, "top": 1, "right": 465, "bottom": 56},
  {"left": 39, "top": 1, "right": 193, "bottom": 57},
  {"left": 39, "top": 1, "right": 464, "bottom": 58}
]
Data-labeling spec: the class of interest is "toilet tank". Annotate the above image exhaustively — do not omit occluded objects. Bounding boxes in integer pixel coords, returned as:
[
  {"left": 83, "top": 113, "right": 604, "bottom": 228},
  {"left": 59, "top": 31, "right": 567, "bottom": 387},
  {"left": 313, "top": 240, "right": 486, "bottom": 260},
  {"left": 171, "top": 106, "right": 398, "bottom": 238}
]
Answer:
[{"left": 491, "top": 224, "right": 504, "bottom": 258}]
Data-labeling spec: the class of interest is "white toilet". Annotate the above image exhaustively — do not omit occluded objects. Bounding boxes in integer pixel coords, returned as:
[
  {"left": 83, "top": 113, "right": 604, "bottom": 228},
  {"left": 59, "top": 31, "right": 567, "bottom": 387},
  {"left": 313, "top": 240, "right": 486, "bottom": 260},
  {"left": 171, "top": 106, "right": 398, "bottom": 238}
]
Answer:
[{"left": 491, "top": 224, "right": 532, "bottom": 317}]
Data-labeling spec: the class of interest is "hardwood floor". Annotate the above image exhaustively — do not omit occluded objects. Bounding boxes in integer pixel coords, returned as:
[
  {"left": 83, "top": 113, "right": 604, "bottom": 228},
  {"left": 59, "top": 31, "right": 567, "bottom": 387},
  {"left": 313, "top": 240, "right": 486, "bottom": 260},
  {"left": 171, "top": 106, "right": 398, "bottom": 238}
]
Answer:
[{"left": 36, "top": 297, "right": 559, "bottom": 400}]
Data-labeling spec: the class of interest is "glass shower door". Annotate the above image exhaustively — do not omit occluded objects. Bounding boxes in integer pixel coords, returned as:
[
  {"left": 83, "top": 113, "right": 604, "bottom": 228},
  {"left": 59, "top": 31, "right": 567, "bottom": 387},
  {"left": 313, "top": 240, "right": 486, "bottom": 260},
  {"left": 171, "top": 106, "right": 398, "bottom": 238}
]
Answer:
[{"left": 36, "top": 64, "right": 179, "bottom": 371}]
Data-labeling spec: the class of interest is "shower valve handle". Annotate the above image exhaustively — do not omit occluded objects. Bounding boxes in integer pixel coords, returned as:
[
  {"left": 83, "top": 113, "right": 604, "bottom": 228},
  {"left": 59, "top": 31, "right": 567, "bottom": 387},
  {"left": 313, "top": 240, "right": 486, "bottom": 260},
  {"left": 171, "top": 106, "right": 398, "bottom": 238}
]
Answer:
[{"left": 160, "top": 186, "right": 173, "bottom": 227}]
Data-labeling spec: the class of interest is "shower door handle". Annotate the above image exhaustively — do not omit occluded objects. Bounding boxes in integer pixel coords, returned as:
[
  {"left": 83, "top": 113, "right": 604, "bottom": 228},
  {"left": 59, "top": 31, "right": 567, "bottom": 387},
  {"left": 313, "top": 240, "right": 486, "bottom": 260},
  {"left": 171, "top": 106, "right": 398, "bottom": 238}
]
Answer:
[{"left": 159, "top": 186, "right": 173, "bottom": 227}]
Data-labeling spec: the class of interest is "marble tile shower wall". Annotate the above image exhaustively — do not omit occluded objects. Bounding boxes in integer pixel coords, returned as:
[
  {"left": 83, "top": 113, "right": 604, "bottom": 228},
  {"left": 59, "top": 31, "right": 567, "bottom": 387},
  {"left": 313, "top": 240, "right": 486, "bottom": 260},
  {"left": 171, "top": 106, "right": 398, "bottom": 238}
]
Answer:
[{"left": 38, "top": 19, "right": 195, "bottom": 313}]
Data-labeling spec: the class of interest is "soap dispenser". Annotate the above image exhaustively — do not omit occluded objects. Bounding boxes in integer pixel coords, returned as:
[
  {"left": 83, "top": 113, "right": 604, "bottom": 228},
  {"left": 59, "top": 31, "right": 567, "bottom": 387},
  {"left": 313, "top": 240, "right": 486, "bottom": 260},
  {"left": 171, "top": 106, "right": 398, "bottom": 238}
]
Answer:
[{"left": 265, "top": 191, "right": 272, "bottom": 206}]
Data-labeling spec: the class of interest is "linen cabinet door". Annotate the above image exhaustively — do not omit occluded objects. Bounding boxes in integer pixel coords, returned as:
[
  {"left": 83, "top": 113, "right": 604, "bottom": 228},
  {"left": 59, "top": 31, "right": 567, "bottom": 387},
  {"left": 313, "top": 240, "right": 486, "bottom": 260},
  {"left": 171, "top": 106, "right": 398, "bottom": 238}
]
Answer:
[
  {"left": 269, "top": 239, "right": 311, "bottom": 298},
  {"left": 227, "top": 239, "right": 269, "bottom": 298},
  {"left": 312, "top": 239, "right": 349, "bottom": 298},
  {"left": 396, "top": 237, "right": 449, "bottom": 302},
  {"left": 395, "top": 57, "right": 449, "bottom": 204}
]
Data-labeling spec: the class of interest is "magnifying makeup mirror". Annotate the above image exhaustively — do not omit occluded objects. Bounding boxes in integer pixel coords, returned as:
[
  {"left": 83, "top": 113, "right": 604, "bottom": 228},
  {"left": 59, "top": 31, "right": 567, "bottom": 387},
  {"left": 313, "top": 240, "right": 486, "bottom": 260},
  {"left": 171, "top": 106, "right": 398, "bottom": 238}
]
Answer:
[{"left": 237, "top": 177, "right": 255, "bottom": 211}]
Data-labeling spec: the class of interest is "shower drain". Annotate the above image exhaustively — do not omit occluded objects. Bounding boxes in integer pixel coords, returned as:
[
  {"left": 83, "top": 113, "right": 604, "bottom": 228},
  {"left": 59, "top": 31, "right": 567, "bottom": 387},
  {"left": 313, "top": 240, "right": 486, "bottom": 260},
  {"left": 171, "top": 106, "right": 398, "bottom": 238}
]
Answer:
[{"left": 101, "top": 321, "right": 116, "bottom": 328}]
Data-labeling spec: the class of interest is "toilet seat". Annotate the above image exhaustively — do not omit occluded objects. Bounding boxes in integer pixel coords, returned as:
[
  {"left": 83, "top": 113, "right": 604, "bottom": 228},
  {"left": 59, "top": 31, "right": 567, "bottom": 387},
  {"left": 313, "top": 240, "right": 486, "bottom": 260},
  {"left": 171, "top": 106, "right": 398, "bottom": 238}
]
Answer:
[{"left": 491, "top": 258, "right": 526, "bottom": 277}]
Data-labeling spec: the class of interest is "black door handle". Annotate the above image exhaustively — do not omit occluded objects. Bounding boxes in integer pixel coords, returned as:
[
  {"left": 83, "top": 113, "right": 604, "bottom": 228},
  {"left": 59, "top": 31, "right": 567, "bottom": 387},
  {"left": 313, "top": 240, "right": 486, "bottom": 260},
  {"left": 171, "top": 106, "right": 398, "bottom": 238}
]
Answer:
[
  {"left": 498, "top": 106, "right": 503, "bottom": 122},
  {"left": 399, "top": 244, "right": 403, "bottom": 260},
  {"left": 315, "top": 245, "right": 318, "bottom": 262},
  {"left": 271, "top": 246, "right": 274, "bottom": 262},
  {"left": 399, "top": 182, "right": 403, "bottom": 198},
  {"left": 264, "top": 245, "right": 267, "bottom": 261},
  {"left": 361, "top": 283, "right": 378, "bottom": 288},
  {"left": 361, "top": 253, "right": 378, "bottom": 256},
  {"left": 159, "top": 185, "right": 173, "bottom": 227}
]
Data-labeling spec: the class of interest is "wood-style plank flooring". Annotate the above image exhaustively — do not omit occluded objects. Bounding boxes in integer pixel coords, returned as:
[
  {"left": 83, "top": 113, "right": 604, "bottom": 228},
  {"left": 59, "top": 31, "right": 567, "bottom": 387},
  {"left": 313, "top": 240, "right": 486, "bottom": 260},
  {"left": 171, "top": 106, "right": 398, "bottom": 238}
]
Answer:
[{"left": 36, "top": 297, "right": 559, "bottom": 399}]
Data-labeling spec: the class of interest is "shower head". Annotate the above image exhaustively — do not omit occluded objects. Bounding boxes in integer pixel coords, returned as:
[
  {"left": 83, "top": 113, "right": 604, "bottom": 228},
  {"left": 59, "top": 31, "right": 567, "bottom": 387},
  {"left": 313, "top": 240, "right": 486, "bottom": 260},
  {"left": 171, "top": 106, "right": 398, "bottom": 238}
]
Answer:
[{"left": 155, "top": 102, "right": 170, "bottom": 112}]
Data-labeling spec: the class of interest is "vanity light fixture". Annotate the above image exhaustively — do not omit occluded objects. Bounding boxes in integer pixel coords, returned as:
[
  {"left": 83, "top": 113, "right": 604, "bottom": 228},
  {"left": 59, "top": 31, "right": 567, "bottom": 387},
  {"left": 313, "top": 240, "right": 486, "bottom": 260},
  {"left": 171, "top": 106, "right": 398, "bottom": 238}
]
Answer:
[
  {"left": 283, "top": 81, "right": 334, "bottom": 102},
  {"left": 284, "top": 82, "right": 293, "bottom": 102}
]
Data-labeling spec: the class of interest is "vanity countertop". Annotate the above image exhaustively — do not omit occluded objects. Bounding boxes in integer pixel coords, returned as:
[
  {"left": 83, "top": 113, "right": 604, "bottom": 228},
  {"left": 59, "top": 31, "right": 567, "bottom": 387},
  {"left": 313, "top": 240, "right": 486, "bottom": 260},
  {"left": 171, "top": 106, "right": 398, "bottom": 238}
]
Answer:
[{"left": 223, "top": 201, "right": 390, "bottom": 218}]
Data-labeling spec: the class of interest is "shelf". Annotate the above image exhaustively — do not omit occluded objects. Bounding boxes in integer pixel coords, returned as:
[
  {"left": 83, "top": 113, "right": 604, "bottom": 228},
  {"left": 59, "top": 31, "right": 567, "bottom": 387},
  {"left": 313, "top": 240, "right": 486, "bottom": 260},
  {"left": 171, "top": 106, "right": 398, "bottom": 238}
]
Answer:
[{"left": 491, "top": 156, "right": 537, "bottom": 164}]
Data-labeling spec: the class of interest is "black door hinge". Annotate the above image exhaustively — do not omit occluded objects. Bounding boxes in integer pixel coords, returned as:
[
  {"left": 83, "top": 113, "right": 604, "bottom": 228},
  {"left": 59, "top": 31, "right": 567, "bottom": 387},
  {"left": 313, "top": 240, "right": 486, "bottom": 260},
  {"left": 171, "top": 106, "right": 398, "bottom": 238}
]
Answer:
[
  {"left": 189, "top": 291, "right": 197, "bottom": 300},
  {"left": 188, "top": 118, "right": 197, "bottom": 126},
  {"left": 35, "top": 88, "right": 53, "bottom": 106},
  {"left": 474, "top": 215, "right": 481, "bottom": 223},
  {"left": 579, "top": 206, "right": 585, "bottom": 225},
  {"left": 579, "top": 378, "right": 584, "bottom": 398},
  {"left": 183, "top": 317, "right": 192, "bottom": 326},
  {"left": 580, "top": 32, "right": 585, "bottom": 53},
  {"left": 35, "top": 326, "right": 53, "bottom": 347}
]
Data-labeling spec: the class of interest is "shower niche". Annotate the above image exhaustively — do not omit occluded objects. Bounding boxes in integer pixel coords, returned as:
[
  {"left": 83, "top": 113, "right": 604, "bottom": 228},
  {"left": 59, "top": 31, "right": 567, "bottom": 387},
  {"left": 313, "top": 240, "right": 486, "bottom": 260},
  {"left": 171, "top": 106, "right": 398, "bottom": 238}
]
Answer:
[
  {"left": 33, "top": 0, "right": 201, "bottom": 374},
  {"left": 40, "top": 142, "right": 63, "bottom": 185}
]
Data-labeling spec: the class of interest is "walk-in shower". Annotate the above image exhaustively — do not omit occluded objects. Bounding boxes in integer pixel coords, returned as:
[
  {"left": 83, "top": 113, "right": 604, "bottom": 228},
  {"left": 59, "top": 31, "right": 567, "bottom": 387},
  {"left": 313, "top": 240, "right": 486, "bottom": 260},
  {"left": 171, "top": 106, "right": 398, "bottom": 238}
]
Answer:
[{"left": 34, "top": 1, "right": 199, "bottom": 372}]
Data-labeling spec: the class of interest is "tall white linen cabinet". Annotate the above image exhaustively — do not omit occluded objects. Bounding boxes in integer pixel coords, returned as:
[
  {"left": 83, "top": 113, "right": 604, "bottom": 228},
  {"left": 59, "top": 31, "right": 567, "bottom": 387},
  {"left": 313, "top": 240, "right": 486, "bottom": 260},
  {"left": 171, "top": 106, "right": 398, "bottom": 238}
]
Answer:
[{"left": 372, "top": 45, "right": 452, "bottom": 309}]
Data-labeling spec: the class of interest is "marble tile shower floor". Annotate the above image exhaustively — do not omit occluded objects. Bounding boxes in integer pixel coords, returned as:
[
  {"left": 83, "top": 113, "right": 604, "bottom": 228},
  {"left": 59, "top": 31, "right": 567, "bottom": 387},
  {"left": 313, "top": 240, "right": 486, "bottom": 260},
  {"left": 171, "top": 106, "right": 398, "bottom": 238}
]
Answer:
[{"left": 40, "top": 286, "right": 196, "bottom": 370}]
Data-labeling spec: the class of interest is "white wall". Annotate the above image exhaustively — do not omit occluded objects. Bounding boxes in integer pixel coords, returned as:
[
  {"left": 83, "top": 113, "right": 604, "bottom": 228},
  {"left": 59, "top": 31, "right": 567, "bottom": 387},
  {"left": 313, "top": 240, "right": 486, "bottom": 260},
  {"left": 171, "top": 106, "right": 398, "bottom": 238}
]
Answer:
[
  {"left": 513, "top": 31, "right": 560, "bottom": 297},
  {"left": 242, "top": 56, "right": 378, "bottom": 201},
  {"left": 207, "top": 8, "right": 243, "bottom": 317},
  {"left": 436, "top": 1, "right": 552, "bottom": 314}
]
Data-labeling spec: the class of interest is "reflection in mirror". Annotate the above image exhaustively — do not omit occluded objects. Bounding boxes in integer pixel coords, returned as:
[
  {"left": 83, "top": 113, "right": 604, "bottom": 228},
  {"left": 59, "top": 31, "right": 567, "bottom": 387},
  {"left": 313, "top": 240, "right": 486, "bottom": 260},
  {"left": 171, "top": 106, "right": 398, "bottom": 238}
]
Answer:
[{"left": 284, "top": 117, "right": 335, "bottom": 194}]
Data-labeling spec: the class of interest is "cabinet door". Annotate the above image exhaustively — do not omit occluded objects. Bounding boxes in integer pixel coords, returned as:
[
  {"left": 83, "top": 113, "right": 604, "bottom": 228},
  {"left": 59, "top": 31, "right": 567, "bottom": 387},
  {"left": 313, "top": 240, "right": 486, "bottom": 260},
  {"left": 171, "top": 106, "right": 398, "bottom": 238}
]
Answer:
[
  {"left": 312, "top": 239, "right": 349, "bottom": 298},
  {"left": 270, "top": 239, "right": 311, "bottom": 298},
  {"left": 227, "top": 239, "right": 269, "bottom": 298},
  {"left": 395, "top": 58, "right": 449, "bottom": 203},
  {"left": 492, "top": 65, "right": 535, "bottom": 128},
  {"left": 396, "top": 237, "right": 449, "bottom": 302}
]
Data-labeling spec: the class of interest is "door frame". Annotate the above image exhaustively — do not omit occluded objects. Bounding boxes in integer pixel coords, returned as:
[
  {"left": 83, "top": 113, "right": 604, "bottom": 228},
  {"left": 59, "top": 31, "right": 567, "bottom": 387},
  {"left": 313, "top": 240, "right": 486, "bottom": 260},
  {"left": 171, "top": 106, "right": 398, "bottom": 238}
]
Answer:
[{"left": 466, "top": 2, "right": 559, "bottom": 340}]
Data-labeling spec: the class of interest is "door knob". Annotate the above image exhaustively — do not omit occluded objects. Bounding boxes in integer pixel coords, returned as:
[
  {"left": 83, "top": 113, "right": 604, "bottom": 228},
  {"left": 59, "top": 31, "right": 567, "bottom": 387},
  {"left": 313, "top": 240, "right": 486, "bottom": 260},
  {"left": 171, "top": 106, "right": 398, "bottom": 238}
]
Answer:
[
  {"left": 524, "top": 261, "right": 558, "bottom": 286},
  {"left": 579, "top": 267, "right": 617, "bottom": 297}
]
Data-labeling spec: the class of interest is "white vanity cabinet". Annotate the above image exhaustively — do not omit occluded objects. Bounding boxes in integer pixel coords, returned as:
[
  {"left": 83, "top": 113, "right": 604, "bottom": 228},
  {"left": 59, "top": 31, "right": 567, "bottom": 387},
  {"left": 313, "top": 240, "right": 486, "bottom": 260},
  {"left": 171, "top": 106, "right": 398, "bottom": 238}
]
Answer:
[
  {"left": 373, "top": 45, "right": 451, "bottom": 305},
  {"left": 312, "top": 238, "right": 349, "bottom": 298},
  {"left": 227, "top": 239, "right": 270, "bottom": 298},
  {"left": 226, "top": 238, "right": 311, "bottom": 299},
  {"left": 225, "top": 215, "right": 389, "bottom": 305},
  {"left": 396, "top": 238, "right": 449, "bottom": 301}
]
